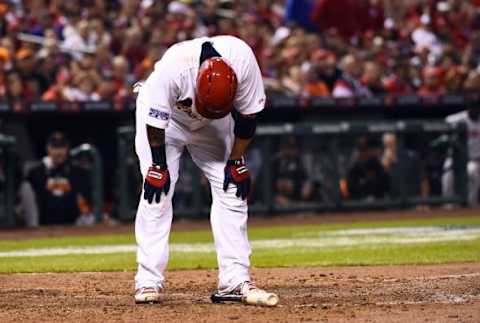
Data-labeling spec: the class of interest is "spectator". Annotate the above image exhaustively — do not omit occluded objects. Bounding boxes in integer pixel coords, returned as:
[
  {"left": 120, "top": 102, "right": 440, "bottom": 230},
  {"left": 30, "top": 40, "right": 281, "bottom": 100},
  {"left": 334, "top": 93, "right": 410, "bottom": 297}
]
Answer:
[
  {"left": 411, "top": 14, "right": 443, "bottom": 59},
  {"left": 62, "top": 19, "right": 96, "bottom": 59},
  {"left": 23, "top": 132, "right": 93, "bottom": 226},
  {"left": 62, "top": 72, "right": 100, "bottom": 102},
  {"left": 281, "top": 65, "right": 303, "bottom": 95},
  {"left": 111, "top": 55, "right": 131, "bottom": 101},
  {"left": 381, "top": 133, "right": 425, "bottom": 198},
  {"left": 309, "top": 49, "right": 339, "bottom": 93},
  {"left": 284, "top": 0, "right": 316, "bottom": 32},
  {"left": 310, "top": 0, "right": 384, "bottom": 40},
  {"left": 0, "top": 0, "right": 480, "bottom": 102},
  {"left": 345, "top": 136, "right": 389, "bottom": 200},
  {"left": 361, "top": 61, "right": 386, "bottom": 95},
  {"left": 301, "top": 64, "right": 330, "bottom": 98},
  {"left": 310, "top": 0, "right": 361, "bottom": 40},
  {"left": 418, "top": 66, "right": 446, "bottom": 96},
  {"left": 272, "top": 136, "right": 311, "bottom": 205},
  {"left": 15, "top": 48, "right": 48, "bottom": 99}
]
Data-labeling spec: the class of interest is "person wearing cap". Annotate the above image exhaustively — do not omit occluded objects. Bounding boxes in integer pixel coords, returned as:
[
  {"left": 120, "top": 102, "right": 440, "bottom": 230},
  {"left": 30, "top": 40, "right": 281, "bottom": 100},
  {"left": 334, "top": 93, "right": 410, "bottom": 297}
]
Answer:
[
  {"left": 443, "top": 104, "right": 480, "bottom": 206},
  {"left": 344, "top": 136, "right": 390, "bottom": 200},
  {"left": 15, "top": 47, "right": 48, "bottom": 99},
  {"left": 23, "top": 132, "right": 92, "bottom": 226},
  {"left": 133, "top": 35, "right": 278, "bottom": 306}
]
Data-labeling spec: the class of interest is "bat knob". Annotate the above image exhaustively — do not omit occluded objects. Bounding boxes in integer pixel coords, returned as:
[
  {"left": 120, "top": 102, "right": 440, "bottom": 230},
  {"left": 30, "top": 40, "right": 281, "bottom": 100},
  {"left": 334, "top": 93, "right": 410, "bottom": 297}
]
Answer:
[{"left": 210, "top": 294, "right": 221, "bottom": 303}]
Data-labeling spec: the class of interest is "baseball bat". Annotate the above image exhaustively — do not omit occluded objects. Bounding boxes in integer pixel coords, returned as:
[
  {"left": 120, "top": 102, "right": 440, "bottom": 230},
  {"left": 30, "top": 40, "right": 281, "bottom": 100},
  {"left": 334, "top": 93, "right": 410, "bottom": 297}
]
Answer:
[
  {"left": 210, "top": 292, "right": 279, "bottom": 306},
  {"left": 211, "top": 293, "right": 243, "bottom": 303}
]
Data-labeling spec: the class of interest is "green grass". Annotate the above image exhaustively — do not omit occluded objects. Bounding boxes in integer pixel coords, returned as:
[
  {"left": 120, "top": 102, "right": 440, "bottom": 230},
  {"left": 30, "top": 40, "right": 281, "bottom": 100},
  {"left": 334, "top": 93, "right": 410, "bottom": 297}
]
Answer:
[
  {"left": 2, "top": 216, "right": 480, "bottom": 252},
  {"left": 0, "top": 216, "right": 479, "bottom": 273}
]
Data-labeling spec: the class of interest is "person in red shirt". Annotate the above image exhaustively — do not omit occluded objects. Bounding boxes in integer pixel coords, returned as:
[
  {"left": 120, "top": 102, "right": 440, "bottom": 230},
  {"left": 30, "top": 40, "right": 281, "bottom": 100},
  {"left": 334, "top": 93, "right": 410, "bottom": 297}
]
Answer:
[
  {"left": 361, "top": 61, "right": 386, "bottom": 95},
  {"left": 310, "top": 0, "right": 385, "bottom": 40},
  {"left": 418, "top": 66, "right": 446, "bottom": 96},
  {"left": 310, "top": 0, "right": 358, "bottom": 39}
]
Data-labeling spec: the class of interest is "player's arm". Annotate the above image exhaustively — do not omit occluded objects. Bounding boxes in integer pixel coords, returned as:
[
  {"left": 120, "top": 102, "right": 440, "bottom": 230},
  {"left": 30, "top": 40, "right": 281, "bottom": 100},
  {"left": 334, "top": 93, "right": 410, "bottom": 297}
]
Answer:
[
  {"left": 229, "top": 112, "right": 257, "bottom": 159},
  {"left": 143, "top": 125, "right": 170, "bottom": 204},
  {"left": 223, "top": 40, "right": 264, "bottom": 200},
  {"left": 139, "top": 62, "right": 176, "bottom": 204},
  {"left": 223, "top": 112, "right": 257, "bottom": 200},
  {"left": 147, "top": 125, "right": 167, "bottom": 167}
]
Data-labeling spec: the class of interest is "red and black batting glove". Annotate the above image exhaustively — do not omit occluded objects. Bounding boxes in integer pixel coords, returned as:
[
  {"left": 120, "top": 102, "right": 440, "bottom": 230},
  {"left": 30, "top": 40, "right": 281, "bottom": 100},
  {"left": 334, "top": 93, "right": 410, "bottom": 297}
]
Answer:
[
  {"left": 223, "top": 158, "right": 251, "bottom": 200},
  {"left": 144, "top": 165, "right": 171, "bottom": 204}
]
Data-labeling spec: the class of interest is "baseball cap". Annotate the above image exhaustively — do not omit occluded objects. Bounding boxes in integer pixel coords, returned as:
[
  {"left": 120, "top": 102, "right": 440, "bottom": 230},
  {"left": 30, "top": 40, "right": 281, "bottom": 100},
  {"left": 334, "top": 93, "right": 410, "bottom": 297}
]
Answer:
[{"left": 47, "top": 132, "right": 69, "bottom": 148}]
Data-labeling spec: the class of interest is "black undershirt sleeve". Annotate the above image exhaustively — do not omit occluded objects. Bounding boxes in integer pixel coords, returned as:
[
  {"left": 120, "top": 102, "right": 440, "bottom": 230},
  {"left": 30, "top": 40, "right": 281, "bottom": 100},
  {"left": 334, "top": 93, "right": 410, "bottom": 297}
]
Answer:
[{"left": 233, "top": 111, "right": 257, "bottom": 139}]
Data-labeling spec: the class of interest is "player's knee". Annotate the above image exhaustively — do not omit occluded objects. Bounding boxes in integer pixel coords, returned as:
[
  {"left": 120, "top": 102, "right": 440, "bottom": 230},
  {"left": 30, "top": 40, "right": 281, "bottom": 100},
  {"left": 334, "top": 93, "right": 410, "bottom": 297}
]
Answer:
[
  {"left": 467, "top": 162, "right": 480, "bottom": 178},
  {"left": 139, "top": 192, "right": 174, "bottom": 215},
  {"left": 213, "top": 193, "right": 247, "bottom": 213}
]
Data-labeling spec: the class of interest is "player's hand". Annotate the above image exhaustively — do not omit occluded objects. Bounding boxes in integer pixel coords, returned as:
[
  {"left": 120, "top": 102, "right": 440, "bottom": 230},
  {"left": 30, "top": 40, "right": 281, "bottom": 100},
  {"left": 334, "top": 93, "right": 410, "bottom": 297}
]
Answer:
[
  {"left": 223, "top": 158, "right": 251, "bottom": 200},
  {"left": 144, "top": 165, "right": 171, "bottom": 204}
]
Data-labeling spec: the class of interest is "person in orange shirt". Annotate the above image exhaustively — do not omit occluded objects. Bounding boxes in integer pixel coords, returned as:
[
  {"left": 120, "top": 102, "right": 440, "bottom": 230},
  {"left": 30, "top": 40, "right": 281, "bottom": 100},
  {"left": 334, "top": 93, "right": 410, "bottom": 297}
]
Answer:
[
  {"left": 0, "top": 47, "right": 8, "bottom": 98},
  {"left": 24, "top": 132, "right": 93, "bottom": 226},
  {"left": 302, "top": 66, "right": 330, "bottom": 97}
]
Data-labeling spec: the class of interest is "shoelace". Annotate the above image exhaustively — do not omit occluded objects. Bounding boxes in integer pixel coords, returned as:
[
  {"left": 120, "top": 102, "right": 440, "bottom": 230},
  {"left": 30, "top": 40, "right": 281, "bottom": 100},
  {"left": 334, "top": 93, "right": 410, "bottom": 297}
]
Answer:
[
  {"left": 239, "top": 281, "right": 263, "bottom": 295},
  {"left": 137, "top": 286, "right": 159, "bottom": 294}
]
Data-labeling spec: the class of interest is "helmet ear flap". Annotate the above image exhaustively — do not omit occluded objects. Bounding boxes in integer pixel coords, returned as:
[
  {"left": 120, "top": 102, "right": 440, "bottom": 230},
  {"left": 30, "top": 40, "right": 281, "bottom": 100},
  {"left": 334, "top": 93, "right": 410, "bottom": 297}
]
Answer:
[{"left": 196, "top": 58, "right": 237, "bottom": 119}]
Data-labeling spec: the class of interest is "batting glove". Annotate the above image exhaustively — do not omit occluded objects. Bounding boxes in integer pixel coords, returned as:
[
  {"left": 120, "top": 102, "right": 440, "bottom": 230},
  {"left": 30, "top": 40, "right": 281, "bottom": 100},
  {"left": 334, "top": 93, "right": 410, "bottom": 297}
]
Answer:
[
  {"left": 144, "top": 165, "right": 171, "bottom": 204},
  {"left": 223, "top": 158, "right": 251, "bottom": 200}
]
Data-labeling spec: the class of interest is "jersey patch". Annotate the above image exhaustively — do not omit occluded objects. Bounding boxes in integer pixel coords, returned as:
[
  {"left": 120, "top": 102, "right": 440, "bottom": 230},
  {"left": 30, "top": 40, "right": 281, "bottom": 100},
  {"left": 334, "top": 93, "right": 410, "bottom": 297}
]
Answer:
[
  {"left": 149, "top": 108, "right": 170, "bottom": 121},
  {"left": 176, "top": 99, "right": 203, "bottom": 120}
]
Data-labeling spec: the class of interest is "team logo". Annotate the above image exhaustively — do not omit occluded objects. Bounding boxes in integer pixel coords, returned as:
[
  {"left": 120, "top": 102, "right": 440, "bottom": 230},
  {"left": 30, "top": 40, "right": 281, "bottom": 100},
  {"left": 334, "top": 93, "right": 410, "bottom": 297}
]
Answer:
[
  {"left": 149, "top": 108, "right": 170, "bottom": 121},
  {"left": 176, "top": 98, "right": 203, "bottom": 120}
]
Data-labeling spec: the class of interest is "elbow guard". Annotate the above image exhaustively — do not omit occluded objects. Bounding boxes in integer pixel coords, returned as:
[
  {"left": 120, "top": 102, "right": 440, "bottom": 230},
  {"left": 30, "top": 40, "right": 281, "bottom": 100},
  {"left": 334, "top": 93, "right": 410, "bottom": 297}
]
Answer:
[{"left": 233, "top": 113, "right": 257, "bottom": 139}]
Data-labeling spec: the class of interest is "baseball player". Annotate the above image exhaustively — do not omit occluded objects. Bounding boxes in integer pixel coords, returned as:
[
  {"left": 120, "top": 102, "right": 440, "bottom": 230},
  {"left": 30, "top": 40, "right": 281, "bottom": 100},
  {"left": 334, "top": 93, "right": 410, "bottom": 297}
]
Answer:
[
  {"left": 442, "top": 105, "right": 480, "bottom": 206},
  {"left": 133, "top": 35, "right": 279, "bottom": 306}
]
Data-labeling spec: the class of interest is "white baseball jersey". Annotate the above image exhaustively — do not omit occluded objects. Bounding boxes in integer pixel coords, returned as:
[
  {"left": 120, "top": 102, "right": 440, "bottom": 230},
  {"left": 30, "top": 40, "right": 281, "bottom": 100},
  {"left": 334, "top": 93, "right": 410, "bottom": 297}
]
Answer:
[
  {"left": 443, "top": 110, "right": 480, "bottom": 206},
  {"left": 136, "top": 35, "right": 265, "bottom": 130},
  {"left": 446, "top": 110, "right": 480, "bottom": 161}
]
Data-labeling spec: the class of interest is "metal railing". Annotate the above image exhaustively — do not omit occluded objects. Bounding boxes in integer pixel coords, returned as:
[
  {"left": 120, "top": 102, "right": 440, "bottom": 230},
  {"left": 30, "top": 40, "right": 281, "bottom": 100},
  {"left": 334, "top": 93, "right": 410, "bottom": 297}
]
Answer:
[
  {"left": 115, "top": 120, "right": 468, "bottom": 220},
  {"left": 70, "top": 144, "right": 104, "bottom": 222}
]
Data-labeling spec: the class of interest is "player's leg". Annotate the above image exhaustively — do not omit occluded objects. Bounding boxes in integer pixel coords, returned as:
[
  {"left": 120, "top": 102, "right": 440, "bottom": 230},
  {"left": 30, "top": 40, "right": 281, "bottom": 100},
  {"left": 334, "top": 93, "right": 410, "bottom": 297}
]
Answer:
[
  {"left": 188, "top": 120, "right": 279, "bottom": 306},
  {"left": 134, "top": 122, "right": 186, "bottom": 297},
  {"left": 187, "top": 118, "right": 251, "bottom": 292},
  {"left": 441, "top": 157, "right": 454, "bottom": 197},
  {"left": 467, "top": 161, "right": 480, "bottom": 206}
]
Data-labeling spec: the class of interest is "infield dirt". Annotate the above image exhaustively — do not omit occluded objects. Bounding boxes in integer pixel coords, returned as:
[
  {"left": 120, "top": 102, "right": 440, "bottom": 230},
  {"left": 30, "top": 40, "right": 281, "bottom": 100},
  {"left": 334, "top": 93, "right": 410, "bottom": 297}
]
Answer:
[{"left": 0, "top": 264, "right": 479, "bottom": 322}]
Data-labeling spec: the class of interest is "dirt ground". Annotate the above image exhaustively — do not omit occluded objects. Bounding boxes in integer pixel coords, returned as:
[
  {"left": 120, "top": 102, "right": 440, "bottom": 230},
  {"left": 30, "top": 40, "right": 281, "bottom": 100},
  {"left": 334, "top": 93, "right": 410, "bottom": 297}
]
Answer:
[
  {"left": 0, "top": 264, "right": 479, "bottom": 323},
  {"left": 1, "top": 209, "right": 479, "bottom": 322}
]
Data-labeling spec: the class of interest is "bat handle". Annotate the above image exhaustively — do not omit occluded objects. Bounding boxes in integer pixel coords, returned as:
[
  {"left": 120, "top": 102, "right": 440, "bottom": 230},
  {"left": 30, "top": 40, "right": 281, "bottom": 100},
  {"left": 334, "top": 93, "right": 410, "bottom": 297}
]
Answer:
[{"left": 210, "top": 293, "right": 243, "bottom": 303}]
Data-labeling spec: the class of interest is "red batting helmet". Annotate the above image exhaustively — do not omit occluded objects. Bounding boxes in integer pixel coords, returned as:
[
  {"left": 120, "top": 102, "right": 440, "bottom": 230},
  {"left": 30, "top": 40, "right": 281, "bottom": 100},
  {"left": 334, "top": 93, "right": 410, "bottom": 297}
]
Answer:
[{"left": 195, "top": 57, "right": 238, "bottom": 119}]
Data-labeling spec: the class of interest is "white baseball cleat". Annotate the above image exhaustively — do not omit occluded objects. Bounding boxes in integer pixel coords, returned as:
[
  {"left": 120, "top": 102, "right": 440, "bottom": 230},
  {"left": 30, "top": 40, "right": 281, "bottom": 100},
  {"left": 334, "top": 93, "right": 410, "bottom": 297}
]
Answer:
[
  {"left": 211, "top": 281, "right": 279, "bottom": 306},
  {"left": 135, "top": 286, "right": 162, "bottom": 304}
]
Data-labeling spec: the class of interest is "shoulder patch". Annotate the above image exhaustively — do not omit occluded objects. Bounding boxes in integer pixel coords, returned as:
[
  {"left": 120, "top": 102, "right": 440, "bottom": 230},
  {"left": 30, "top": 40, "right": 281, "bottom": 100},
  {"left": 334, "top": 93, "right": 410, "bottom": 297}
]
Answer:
[{"left": 149, "top": 108, "right": 170, "bottom": 121}]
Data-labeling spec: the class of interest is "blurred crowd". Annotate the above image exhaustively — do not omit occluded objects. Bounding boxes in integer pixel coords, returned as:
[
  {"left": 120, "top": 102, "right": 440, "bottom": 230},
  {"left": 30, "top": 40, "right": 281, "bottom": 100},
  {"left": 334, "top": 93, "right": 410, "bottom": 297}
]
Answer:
[{"left": 1, "top": 0, "right": 480, "bottom": 103}]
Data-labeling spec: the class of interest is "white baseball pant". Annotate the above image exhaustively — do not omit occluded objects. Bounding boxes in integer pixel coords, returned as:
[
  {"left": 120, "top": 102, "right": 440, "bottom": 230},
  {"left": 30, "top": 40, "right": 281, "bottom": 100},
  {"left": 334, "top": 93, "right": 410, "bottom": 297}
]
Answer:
[
  {"left": 134, "top": 117, "right": 251, "bottom": 292},
  {"left": 442, "top": 158, "right": 480, "bottom": 206}
]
